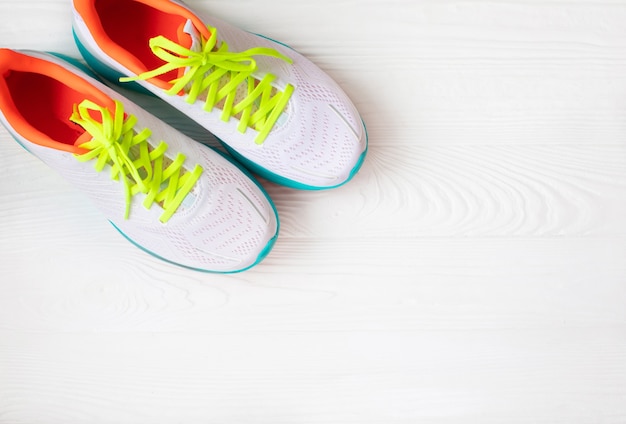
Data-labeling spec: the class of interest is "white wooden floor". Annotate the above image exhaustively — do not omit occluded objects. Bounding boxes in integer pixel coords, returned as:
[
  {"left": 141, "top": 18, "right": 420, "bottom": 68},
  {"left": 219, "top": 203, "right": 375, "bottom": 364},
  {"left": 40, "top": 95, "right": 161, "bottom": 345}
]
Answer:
[{"left": 1, "top": 1, "right": 626, "bottom": 423}]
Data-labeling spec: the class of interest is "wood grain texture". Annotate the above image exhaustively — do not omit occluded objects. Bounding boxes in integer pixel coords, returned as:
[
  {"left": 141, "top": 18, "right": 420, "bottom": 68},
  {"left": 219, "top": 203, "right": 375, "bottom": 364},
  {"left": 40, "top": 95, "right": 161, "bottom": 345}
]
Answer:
[{"left": 1, "top": 0, "right": 626, "bottom": 423}]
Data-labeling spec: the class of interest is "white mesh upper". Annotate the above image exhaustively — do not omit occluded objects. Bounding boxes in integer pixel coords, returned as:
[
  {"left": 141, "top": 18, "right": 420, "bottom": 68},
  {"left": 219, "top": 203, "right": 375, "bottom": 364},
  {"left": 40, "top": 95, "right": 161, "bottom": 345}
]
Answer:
[
  {"left": 71, "top": 0, "right": 367, "bottom": 189},
  {"left": 0, "top": 50, "right": 278, "bottom": 272}
]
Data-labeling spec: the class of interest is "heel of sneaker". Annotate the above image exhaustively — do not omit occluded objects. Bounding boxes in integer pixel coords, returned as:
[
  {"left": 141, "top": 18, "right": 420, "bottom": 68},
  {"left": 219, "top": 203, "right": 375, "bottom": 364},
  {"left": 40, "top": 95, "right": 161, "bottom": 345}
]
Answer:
[{"left": 72, "top": 29, "right": 154, "bottom": 97}]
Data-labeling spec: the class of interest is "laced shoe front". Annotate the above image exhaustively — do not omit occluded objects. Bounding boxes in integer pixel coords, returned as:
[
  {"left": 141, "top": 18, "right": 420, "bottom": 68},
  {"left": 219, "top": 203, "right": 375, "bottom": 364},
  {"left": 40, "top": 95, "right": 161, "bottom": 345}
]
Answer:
[
  {"left": 121, "top": 25, "right": 295, "bottom": 145},
  {"left": 0, "top": 49, "right": 279, "bottom": 272},
  {"left": 71, "top": 99, "right": 203, "bottom": 223},
  {"left": 72, "top": 0, "right": 368, "bottom": 189}
]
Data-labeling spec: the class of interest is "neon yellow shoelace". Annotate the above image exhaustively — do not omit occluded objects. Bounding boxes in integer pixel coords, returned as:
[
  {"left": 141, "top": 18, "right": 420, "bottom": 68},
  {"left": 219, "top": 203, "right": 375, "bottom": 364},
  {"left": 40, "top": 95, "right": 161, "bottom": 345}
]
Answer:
[
  {"left": 70, "top": 99, "right": 203, "bottom": 223},
  {"left": 120, "top": 25, "right": 294, "bottom": 144}
]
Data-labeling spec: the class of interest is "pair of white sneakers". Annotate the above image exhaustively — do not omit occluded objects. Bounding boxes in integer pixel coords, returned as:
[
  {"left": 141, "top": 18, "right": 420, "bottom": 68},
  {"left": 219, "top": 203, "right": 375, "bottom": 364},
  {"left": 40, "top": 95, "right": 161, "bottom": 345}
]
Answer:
[{"left": 0, "top": 0, "right": 368, "bottom": 273}]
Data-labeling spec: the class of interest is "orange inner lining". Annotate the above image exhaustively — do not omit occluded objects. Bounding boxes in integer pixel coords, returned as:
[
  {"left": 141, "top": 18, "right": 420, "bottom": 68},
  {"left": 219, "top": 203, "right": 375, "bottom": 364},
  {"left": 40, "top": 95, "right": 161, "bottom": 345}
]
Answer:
[
  {"left": 0, "top": 49, "right": 113, "bottom": 152},
  {"left": 76, "top": 0, "right": 211, "bottom": 88},
  {"left": 6, "top": 71, "right": 88, "bottom": 146},
  {"left": 96, "top": 0, "right": 183, "bottom": 84}
]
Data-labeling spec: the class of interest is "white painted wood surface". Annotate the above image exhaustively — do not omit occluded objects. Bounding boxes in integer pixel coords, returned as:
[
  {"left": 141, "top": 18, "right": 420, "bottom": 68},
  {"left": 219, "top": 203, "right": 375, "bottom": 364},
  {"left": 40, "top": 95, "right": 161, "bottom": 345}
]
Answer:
[{"left": 1, "top": 0, "right": 626, "bottom": 422}]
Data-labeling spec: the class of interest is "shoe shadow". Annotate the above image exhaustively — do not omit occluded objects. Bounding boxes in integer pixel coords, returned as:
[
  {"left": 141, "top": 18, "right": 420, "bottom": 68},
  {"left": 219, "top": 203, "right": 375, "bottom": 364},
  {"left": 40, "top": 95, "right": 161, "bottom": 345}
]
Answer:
[
  {"left": 108, "top": 80, "right": 386, "bottom": 268},
  {"left": 110, "top": 84, "right": 224, "bottom": 152}
]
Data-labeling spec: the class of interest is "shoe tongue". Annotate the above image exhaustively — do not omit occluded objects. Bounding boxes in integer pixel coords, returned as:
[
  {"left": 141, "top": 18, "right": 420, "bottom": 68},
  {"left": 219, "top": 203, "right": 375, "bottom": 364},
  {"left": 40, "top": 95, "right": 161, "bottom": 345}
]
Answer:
[
  {"left": 175, "top": 19, "right": 205, "bottom": 86},
  {"left": 74, "top": 130, "right": 92, "bottom": 147},
  {"left": 180, "top": 19, "right": 203, "bottom": 53},
  {"left": 72, "top": 104, "right": 106, "bottom": 148}
]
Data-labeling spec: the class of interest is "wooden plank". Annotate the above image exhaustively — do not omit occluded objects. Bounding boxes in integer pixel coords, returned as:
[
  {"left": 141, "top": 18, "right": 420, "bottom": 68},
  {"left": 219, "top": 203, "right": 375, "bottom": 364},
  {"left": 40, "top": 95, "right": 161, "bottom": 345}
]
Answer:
[{"left": 1, "top": 0, "right": 626, "bottom": 422}]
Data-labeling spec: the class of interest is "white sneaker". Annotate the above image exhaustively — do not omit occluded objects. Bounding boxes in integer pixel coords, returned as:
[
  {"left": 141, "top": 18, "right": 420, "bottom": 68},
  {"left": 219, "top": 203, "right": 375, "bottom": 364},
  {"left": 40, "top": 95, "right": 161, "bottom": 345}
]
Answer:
[
  {"left": 0, "top": 49, "right": 279, "bottom": 273},
  {"left": 71, "top": 0, "right": 368, "bottom": 189}
]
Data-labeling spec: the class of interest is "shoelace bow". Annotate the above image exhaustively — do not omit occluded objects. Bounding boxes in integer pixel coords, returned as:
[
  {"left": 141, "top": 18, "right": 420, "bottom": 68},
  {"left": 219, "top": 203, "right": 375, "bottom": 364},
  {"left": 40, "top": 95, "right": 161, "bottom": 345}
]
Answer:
[
  {"left": 70, "top": 99, "right": 203, "bottom": 223},
  {"left": 120, "top": 25, "right": 294, "bottom": 144}
]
